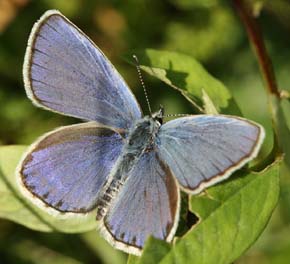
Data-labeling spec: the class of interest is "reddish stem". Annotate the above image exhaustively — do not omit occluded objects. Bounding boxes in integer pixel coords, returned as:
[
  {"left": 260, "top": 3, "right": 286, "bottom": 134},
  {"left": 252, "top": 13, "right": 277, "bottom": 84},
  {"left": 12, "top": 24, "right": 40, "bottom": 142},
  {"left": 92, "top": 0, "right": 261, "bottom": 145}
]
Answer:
[{"left": 233, "top": 0, "right": 280, "bottom": 98}]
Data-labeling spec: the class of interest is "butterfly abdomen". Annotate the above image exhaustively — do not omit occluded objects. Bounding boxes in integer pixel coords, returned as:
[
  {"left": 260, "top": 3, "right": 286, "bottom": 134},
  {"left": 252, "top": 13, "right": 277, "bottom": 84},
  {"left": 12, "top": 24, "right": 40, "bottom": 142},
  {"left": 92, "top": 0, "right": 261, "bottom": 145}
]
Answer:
[
  {"left": 96, "top": 150, "right": 144, "bottom": 220},
  {"left": 96, "top": 178, "right": 124, "bottom": 220}
]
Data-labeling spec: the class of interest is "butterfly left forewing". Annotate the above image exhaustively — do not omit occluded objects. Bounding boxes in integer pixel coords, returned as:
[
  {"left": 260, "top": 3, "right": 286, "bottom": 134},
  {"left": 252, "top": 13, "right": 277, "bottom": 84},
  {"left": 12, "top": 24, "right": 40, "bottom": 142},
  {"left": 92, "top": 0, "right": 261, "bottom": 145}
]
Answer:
[
  {"left": 156, "top": 115, "right": 265, "bottom": 194},
  {"left": 24, "top": 10, "right": 142, "bottom": 130},
  {"left": 100, "top": 150, "right": 180, "bottom": 255}
]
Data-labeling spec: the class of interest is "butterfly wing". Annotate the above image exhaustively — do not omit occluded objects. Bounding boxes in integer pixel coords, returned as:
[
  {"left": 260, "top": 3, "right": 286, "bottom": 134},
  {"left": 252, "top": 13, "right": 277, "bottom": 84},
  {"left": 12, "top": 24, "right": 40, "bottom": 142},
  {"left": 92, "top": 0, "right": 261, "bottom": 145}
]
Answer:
[
  {"left": 156, "top": 115, "right": 265, "bottom": 194},
  {"left": 100, "top": 151, "right": 180, "bottom": 255},
  {"left": 23, "top": 10, "right": 142, "bottom": 130},
  {"left": 17, "top": 123, "right": 124, "bottom": 214}
]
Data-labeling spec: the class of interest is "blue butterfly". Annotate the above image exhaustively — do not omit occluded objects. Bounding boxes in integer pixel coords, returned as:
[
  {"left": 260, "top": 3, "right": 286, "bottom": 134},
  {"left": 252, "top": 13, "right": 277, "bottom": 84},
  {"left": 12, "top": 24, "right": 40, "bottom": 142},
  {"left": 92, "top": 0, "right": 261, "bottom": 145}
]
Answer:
[{"left": 17, "top": 10, "right": 265, "bottom": 255}]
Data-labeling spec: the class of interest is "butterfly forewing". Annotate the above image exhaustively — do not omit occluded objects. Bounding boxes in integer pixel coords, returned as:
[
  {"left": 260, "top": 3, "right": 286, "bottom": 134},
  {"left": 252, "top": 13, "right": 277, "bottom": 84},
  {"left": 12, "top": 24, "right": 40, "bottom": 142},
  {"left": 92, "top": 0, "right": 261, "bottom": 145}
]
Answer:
[
  {"left": 24, "top": 10, "right": 142, "bottom": 130},
  {"left": 156, "top": 115, "right": 265, "bottom": 194},
  {"left": 100, "top": 150, "right": 180, "bottom": 255},
  {"left": 18, "top": 123, "right": 124, "bottom": 214}
]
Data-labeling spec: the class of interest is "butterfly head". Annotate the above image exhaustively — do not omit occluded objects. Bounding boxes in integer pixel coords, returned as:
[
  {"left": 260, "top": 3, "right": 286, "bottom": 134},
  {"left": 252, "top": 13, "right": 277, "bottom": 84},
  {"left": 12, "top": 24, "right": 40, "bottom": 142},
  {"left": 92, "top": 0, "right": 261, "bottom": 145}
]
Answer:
[
  {"left": 152, "top": 105, "right": 164, "bottom": 125},
  {"left": 127, "top": 105, "right": 164, "bottom": 150}
]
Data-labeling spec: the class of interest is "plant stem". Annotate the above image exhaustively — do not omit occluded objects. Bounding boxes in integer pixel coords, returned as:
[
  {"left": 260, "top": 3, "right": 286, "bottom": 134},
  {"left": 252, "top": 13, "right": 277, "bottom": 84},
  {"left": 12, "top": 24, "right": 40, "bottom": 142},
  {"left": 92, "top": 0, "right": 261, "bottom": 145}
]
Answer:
[
  {"left": 232, "top": 0, "right": 280, "bottom": 98},
  {"left": 232, "top": 0, "right": 286, "bottom": 162}
]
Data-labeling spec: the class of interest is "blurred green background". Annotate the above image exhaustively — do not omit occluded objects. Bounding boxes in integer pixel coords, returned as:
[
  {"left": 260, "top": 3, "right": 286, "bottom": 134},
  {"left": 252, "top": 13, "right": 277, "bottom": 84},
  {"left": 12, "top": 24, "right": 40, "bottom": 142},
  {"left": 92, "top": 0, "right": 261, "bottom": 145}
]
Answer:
[{"left": 0, "top": 0, "right": 290, "bottom": 263}]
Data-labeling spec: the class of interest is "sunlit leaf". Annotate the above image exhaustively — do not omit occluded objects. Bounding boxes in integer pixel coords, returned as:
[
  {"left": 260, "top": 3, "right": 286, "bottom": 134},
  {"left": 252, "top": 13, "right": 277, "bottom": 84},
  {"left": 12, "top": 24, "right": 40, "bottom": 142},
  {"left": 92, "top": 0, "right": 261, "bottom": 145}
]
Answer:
[
  {"left": 131, "top": 49, "right": 241, "bottom": 115},
  {"left": 202, "top": 89, "right": 219, "bottom": 114}
]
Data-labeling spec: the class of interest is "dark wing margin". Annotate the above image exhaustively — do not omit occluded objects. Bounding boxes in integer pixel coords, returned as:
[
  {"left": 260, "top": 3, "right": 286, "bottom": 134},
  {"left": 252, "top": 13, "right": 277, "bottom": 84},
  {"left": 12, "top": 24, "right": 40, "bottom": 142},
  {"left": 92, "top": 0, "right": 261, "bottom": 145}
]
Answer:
[
  {"left": 157, "top": 115, "right": 265, "bottom": 194},
  {"left": 17, "top": 122, "right": 124, "bottom": 215},
  {"left": 23, "top": 10, "right": 142, "bottom": 130},
  {"left": 99, "top": 151, "right": 180, "bottom": 255}
]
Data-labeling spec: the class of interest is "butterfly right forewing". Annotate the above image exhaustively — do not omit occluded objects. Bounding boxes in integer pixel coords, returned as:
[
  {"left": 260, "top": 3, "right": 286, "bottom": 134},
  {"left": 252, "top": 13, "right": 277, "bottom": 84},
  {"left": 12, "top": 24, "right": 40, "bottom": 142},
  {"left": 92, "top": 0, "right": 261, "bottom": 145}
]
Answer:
[{"left": 156, "top": 115, "right": 265, "bottom": 194}]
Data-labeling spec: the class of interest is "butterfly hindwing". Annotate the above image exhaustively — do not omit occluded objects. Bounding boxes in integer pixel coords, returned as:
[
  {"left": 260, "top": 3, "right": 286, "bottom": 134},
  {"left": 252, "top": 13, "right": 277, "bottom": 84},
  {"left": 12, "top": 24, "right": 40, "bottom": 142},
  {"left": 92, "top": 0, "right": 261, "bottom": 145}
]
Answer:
[
  {"left": 17, "top": 122, "right": 124, "bottom": 214},
  {"left": 156, "top": 115, "right": 265, "bottom": 194},
  {"left": 100, "top": 150, "right": 180, "bottom": 255},
  {"left": 24, "top": 10, "right": 142, "bottom": 130}
]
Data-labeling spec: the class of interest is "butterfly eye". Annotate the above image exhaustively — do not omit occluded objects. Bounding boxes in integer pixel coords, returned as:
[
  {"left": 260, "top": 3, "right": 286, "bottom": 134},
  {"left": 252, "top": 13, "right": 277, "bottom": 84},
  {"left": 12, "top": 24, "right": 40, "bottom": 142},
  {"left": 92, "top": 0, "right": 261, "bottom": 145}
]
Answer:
[{"left": 157, "top": 117, "right": 163, "bottom": 125}]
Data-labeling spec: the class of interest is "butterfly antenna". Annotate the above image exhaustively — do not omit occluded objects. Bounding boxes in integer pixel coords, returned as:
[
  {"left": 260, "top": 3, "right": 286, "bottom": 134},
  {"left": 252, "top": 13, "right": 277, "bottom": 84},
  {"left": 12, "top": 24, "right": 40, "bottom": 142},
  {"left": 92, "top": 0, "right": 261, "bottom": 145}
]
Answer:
[
  {"left": 164, "top": 113, "right": 192, "bottom": 118},
  {"left": 132, "top": 54, "right": 152, "bottom": 116}
]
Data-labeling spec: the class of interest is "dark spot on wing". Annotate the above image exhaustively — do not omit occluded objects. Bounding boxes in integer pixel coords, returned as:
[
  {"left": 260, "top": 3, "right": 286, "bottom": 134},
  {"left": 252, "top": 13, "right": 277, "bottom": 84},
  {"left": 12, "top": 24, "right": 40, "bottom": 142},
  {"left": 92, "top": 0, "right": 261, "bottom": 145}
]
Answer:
[
  {"left": 78, "top": 207, "right": 88, "bottom": 213},
  {"left": 27, "top": 184, "right": 36, "bottom": 190},
  {"left": 55, "top": 200, "right": 63, "bottom": 208},
  {"left": 132, "top": 236, "right": 137, "bottom": 245},
  {"left": 42, "top": 192, "right": 49, "bottom": 199}
]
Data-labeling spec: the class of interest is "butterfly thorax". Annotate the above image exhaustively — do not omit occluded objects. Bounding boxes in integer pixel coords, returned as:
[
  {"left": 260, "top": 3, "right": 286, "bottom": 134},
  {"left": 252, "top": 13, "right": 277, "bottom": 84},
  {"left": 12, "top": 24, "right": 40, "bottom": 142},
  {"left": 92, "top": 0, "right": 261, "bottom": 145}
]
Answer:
[{"left": 96, "top": 110, "right": 162, "bottom": 220}]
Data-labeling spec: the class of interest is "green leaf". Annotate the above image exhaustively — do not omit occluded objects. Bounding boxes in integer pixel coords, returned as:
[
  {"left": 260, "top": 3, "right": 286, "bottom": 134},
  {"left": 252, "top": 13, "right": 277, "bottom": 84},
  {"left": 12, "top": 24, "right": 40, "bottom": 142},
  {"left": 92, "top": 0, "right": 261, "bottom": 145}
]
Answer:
[
  {"left": 157, "top": 160, "right": 280, "bottom": 264},
  {"left": 201, "top": 89, "right": 219, "bottom": 114},
  {"left": 126, "top": 160, "right": 280, "bottom": 264},
  {"left": 0, "top": 145, "right": 98, "bottom": 233},
  {"left": 273, "top": 96, "right": 290, "bottom": 168},
  {"left": 280, "top": 98, "right": 290, "bottom": 132},
  {"left": 82, "top": 231, "right": 127, "bottom": 264},
  {"left": 9, "top": 239, "right": 83, "bottom": 264},
  {"left": 127, "top": 237, "right": 171, "bottom": 264},
  {"left": 130, "top": 49, "right": 241, "bottom": 115}
]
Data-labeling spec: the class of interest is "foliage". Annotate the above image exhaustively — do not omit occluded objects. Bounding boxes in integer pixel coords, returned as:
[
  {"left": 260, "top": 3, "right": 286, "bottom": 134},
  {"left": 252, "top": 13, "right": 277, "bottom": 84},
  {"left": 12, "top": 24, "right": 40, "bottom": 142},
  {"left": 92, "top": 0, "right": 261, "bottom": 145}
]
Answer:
[{"left": 0, "top": 0, "right": 290, "bottom": 263}]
